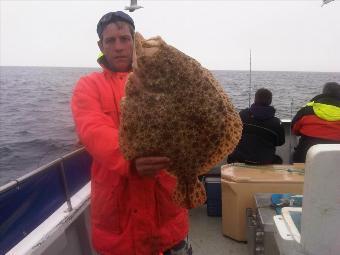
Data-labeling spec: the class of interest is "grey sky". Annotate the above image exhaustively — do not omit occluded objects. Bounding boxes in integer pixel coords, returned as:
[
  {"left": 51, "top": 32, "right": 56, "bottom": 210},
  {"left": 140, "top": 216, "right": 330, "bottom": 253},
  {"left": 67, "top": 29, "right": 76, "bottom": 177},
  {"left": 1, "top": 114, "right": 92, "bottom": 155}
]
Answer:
[{"left": 1, "top": 0, "right": 339, "bottom": 72}]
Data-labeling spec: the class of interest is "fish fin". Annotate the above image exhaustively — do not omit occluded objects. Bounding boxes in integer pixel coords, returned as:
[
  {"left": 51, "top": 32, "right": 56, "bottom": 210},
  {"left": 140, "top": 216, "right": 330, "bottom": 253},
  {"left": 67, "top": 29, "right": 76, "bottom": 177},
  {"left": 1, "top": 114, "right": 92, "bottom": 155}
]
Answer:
[
  {"left": 172, "top": 183, "right": 189, "bottom": 208},
  {"left": 188, "top": 178, "right": 207, "bottom": 208}
]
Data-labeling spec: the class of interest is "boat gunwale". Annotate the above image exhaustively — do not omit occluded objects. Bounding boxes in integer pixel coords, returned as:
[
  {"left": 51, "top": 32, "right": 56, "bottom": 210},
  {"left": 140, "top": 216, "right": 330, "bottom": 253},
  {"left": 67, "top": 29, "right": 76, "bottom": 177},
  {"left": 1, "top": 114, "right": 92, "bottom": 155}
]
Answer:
[{"left": 0, "top": 147, "right": 86, "bottom": 193}]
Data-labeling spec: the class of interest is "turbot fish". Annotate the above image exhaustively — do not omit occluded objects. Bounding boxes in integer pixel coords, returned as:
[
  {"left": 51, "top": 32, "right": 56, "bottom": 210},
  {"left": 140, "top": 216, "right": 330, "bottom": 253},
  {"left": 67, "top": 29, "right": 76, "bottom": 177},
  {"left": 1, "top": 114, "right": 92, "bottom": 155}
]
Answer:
[{"left": 119, "top": 32, "right": 242, "bottom": 209}]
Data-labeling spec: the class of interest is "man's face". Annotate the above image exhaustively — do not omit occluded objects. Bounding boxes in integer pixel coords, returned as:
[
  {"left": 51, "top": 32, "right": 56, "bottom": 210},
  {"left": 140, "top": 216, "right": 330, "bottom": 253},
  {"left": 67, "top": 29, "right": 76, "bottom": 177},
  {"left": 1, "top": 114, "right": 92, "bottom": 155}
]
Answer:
[{"left": 98, "top": 22, "right": 133, "bottom": 72}]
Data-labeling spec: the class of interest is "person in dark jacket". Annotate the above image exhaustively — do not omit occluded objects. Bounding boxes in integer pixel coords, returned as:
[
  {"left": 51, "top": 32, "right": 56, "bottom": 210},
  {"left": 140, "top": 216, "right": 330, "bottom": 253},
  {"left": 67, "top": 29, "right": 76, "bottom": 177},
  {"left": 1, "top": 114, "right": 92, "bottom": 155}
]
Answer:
[
  {"left": 292, "top": 82, "right": 340, "bottom": 163},
  {"left": 228, "top": 88, "right": 285, "bottom": 164}
]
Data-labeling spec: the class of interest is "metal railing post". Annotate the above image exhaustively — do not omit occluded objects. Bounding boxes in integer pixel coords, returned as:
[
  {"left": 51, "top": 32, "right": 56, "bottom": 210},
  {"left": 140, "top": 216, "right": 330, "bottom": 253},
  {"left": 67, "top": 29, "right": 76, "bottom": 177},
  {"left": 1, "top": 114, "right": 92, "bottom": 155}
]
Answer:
[{"left": 59, "top": 159, "right": 73, "bottom": 211}]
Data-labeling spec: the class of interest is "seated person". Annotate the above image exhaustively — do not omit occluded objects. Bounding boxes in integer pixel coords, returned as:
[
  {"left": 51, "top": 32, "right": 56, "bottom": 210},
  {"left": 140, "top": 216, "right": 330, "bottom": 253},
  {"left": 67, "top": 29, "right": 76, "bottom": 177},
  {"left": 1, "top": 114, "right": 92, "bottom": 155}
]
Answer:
[
  {"left": 228, "top": 88, "right": 285, "bottom": 164},
  {"left": 292, "top": 82, "right": 340, "bottom": 163}
]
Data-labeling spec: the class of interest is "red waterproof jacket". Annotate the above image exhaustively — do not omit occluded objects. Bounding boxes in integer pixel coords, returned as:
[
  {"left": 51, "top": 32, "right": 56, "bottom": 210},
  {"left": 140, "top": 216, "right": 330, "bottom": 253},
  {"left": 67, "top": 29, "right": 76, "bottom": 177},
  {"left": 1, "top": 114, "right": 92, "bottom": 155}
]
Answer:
[
  {"left": 71, "top": 64, "right": 188, "bottom": 255},
  {"left": 292, "top": 94, "right": 340, "bottom": 141}
]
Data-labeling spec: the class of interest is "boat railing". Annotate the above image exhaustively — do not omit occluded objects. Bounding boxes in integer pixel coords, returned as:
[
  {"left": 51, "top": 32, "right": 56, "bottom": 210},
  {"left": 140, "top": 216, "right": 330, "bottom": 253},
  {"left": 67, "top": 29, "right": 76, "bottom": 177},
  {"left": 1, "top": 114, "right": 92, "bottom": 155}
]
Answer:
[
  {"left": 0, "top": 119, "right": 295, "bottom": 254},
  {"left": 0, "top": 147, "right": 92, "bottom": 254}
]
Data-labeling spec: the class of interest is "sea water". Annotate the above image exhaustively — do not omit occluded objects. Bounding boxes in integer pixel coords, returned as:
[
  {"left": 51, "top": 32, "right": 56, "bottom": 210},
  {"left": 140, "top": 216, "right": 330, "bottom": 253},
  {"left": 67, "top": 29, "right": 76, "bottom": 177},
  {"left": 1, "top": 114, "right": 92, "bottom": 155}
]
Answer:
[{"left": 0, "top": 66, "right": 339, "bottom": 185}]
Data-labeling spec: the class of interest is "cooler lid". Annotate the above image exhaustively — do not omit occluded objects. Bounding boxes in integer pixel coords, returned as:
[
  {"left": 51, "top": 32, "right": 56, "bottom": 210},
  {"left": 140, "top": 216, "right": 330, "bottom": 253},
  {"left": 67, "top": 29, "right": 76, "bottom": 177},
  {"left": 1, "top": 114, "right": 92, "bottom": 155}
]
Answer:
[{"left": 221, "top": 163, "right": 304, "bottom": 183}]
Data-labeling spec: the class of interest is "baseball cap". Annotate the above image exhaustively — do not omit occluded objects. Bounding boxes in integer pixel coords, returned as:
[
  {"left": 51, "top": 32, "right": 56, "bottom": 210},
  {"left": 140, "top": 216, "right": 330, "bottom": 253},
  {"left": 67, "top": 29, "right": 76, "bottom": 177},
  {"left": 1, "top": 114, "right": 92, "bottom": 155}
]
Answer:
[{"left": 97, "top": 11, "right": 135, "bottom": 38}]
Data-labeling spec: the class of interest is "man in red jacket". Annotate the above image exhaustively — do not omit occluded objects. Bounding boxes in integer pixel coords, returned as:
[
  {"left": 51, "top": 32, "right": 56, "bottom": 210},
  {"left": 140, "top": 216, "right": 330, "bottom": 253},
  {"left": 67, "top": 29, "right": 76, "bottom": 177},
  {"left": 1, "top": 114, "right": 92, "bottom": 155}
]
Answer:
[
  {"left": 71, "top": 11, "right": 191, "bottom": 255},
  {"left": 291, "top": 82, "right": 340, "bottom": 162}
]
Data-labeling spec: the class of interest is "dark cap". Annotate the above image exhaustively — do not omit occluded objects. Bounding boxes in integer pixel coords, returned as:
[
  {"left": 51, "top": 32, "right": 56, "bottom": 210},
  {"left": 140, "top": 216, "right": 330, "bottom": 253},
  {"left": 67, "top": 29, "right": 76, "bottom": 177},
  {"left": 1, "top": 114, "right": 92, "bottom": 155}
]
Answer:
[
  {"left": 97, "top": 11, "right": 135, "bottom": 38},
  {"left": 323, "top": 82, "right": 340, "bottom": 99}
]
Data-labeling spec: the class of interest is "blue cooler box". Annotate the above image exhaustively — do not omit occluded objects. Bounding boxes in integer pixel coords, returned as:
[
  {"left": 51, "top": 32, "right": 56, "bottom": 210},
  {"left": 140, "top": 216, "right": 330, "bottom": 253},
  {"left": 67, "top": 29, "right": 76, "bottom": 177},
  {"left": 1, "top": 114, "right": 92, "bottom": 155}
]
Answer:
[{"left": 204, "top": 177, "right": 222, "bottom": 217}]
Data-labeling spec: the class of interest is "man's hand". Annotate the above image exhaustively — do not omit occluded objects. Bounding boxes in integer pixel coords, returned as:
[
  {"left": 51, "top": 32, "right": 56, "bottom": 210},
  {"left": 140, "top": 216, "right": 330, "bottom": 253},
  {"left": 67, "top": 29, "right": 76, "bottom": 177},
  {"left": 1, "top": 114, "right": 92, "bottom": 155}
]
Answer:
[{"left": 133, "top": 157, "right": 171, "bottom": 177}]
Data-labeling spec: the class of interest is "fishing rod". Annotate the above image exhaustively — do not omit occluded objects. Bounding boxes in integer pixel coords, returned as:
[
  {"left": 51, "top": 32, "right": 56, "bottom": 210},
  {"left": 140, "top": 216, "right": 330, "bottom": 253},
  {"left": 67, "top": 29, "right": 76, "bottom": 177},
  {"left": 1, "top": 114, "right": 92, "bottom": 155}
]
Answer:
[
  {"left": 289, "top": 98, "right": 294, "bottom": 163},
  {"left": 248, "top": 49, "right": 252, "bottom": 108}
]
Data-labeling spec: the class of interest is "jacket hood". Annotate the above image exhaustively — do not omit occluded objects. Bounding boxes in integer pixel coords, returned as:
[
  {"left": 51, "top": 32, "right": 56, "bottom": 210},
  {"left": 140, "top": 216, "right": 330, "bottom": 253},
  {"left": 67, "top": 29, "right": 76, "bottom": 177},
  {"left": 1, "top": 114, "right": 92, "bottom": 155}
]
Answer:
[
  {"left": 250, "top": 104, "right": 276, "bottom": 120},
  {"left": 307, "top": 101, "right": 340, "bottom": 121},
  {"left": 97, "top": 53, "right": 113, "bottom": 73},
  {"left": 306, "top": 94, "right": 340, "bottom": 121}
]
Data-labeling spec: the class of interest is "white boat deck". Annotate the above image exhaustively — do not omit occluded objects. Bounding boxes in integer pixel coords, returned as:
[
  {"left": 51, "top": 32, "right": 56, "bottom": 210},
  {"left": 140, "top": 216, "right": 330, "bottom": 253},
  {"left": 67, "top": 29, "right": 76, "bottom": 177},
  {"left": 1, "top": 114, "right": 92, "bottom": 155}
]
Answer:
[{"left": 189, "top": 205, "right": 248, "bottom": 255}]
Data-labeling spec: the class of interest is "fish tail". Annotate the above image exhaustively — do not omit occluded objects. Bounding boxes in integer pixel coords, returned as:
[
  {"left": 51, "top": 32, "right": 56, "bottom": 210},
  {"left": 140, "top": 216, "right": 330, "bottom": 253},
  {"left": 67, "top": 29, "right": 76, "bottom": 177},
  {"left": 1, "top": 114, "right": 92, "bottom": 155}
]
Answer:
[
  {"left": 188, "top": 178, "right": 207, "bottom": 208},
  {"left": 172, "top": 178, "right": 206, "bottom": 209}
]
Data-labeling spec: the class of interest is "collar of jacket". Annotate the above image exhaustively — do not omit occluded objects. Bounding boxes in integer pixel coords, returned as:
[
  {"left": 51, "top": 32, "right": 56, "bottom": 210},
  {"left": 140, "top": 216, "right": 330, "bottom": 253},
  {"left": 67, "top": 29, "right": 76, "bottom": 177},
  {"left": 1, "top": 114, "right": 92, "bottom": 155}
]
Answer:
[
  {"left": 249, "top": 104, "right": 276, "bottom": 120},
  {"left": 97, "top": 53, "right": 131, "bottom": 77}
]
